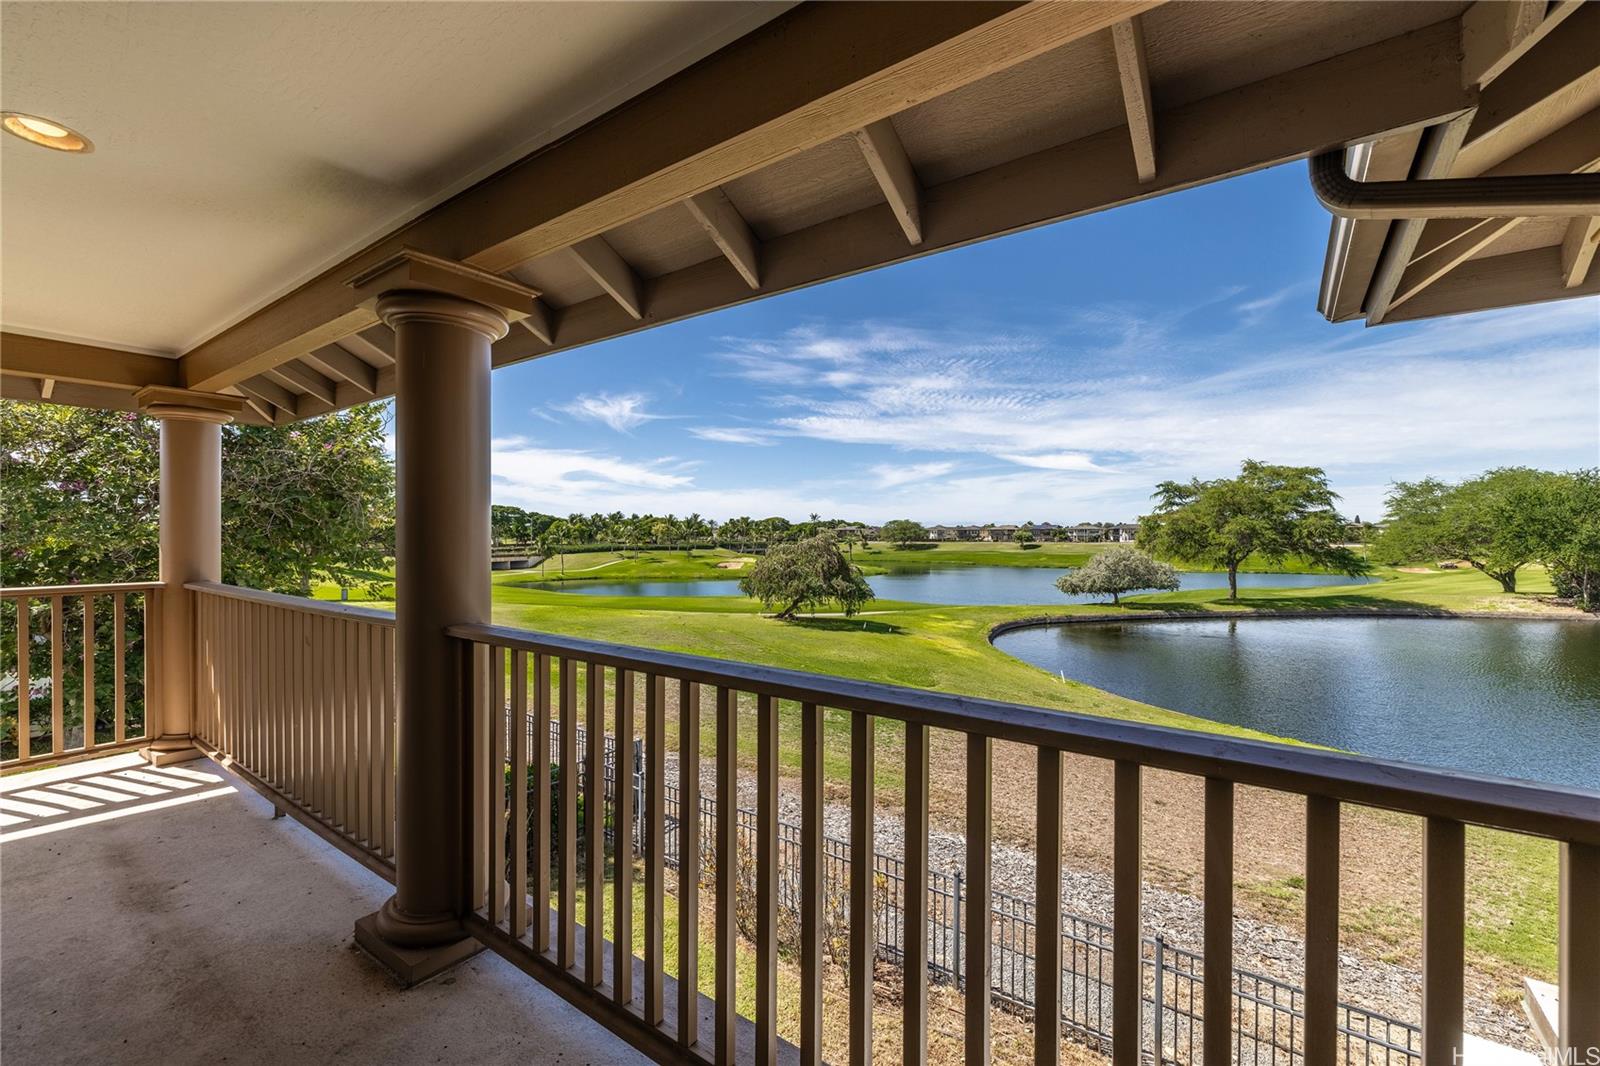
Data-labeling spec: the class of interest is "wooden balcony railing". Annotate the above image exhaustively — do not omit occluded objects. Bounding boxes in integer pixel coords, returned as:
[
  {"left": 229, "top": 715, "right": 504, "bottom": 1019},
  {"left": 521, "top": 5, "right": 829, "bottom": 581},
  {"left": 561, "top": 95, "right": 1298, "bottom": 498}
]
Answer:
[
  {"left": 189, "top": 582, "right": 396, "bottom": 876},
  {"left": 449, "top": 621, "right": 1600, "bottom": 1066},
  {"left": 1, "top": 582, "right": 163, "bottom": 768}
]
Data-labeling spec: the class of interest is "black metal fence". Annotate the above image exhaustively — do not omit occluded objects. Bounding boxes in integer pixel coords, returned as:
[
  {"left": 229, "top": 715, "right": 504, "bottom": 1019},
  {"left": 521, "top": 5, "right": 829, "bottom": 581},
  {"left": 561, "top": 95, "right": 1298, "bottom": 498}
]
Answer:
[{"left": 537, "top": 720, "right": 1421, "bottom": 1066}]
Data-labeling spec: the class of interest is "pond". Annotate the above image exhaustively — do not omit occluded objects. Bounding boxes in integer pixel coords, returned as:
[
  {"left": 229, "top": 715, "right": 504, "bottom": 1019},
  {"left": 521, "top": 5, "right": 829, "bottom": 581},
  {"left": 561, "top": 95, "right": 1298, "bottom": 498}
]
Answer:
[
  {"left": 523, "top": 566, "right": 1375, "bottom": 606},
  {"left": 994, "top": 616, "right": 1600, "bottom": 788}
]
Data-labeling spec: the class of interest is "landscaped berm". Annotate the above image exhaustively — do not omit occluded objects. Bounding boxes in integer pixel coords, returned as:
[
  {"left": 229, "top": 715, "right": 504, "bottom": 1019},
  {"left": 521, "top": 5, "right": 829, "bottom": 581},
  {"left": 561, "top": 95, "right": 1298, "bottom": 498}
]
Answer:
[{"left": 3, "top": 4, "right": 1599, "bottom": 1066}]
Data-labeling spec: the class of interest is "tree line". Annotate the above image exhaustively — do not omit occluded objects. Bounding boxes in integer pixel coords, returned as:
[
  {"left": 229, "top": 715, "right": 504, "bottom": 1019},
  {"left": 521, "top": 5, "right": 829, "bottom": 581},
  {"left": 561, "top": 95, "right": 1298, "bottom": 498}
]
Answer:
[{"left": 490, "top": 506, "right": 864, "bottom": 554}]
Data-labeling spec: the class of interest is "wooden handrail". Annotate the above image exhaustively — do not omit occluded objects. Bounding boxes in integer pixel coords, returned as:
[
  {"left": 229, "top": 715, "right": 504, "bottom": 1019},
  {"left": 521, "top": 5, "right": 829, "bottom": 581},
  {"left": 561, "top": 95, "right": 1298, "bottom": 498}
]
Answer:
[
  {"left": 1, "top": 581, "right": 163, "bottom": 597},
  {"left": 185, "top": 581, "right": 395, "bottom": 626},
  {"left": 447, "top": 621, "right": 1600, "bottom": 845}
]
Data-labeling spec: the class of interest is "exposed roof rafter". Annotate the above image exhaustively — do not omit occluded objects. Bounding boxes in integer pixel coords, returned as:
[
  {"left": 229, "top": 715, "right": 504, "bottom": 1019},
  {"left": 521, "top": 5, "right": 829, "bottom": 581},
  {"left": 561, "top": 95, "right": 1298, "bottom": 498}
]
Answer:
[
  {"left": 567, "top": 237, "right": 643, "bottom": 320},
  {"left": 1111, "top": 16, "right": 1157, "bottom": 182},
  {"left": 685, "top": 189, "right": 762, "bottom": 287},
  {"left": 853, "top": 119, "right": 924, "bottom": 245}
]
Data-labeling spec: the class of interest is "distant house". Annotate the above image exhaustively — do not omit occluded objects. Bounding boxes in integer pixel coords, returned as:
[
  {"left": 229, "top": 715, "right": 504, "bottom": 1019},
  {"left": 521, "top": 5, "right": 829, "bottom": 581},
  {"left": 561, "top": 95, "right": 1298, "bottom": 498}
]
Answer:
[
  {"left": 928, "top": 524, "right": 984, "bottom": 542},
  {"left": 982, "top": 524, "right": 1019, "bottom": 542}
]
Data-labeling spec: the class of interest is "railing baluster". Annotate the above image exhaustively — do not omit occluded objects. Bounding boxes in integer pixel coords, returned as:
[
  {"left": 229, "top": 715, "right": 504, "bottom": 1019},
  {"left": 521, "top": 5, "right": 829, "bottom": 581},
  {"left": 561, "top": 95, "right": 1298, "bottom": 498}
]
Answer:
[
  {"left": 715, "top": 685, "right": 738, "bottom": 1064},
  {"left": 558, "top": 656, "right": 578, "bottom": 970},
  {"left": 757, "top": 693, "right": 779, "bottom": 1066},
  {"left": 852, "top": 713, "right": 878, "bottom": 1066},
  {"left": 906, "top": 720, "right": 931, "bottom": 1066},
  {"left": 1204, "top": 778, "right": 1234, "bottom": 1066},
  {"left": 1112, "top": 760, "right": 1141, "bottom": 1066},
  {"left": 1422, "top": 817, "right": 1464, "bottom": 1066},
  {"left": 511, "top": 650, "right": 530, "bottom": 941},
  {"left": 614, "top": 668, "right": 634, "bottom": 1004},
  {"left": 678, "top": 678, "right": 700, "bottom": 1044},
  {"left": 1036, "top": 747, "right": 1062, "bottom": 1066},
  {"left": 15, "top": 597, "right": 30, "bottom": 762},
  {"left": 1305, "top": 796, "right": 1340, "bottom": 1066},
  {"left": 965, "top": 733, "right": 991, "bottom": 1066},
  {"left": 585, "top": 661, "right": 604, "bottom": 985},
  {"left": 645, "top": 673, "right": 667, "bottom": 1025},
  {"left": 533, "top": 654, "right": 552, "bottom": 953},
  {"left": 50, "top": 595, "right": 63, "bottom": 755},
  {"left": 801, "top": 702, "right": 824, "bottom": 1066},
  {"left": 1560, "top": 841, "right": 1600, "bottom": 1062},
  {"left": 346, "top": 620, "right": 361, "bottom": 836},
  {"left": 80, "top": 594, "right": 94, "bottom": 751},
  {"left": 382, "top": 625, "right": 396, "bottom": 860},
  {"left": 490, "top": 645, "right": 507, "bottom": 927},
  {"left": 113, "top": 593, "right": 125, "bottom": 744}
]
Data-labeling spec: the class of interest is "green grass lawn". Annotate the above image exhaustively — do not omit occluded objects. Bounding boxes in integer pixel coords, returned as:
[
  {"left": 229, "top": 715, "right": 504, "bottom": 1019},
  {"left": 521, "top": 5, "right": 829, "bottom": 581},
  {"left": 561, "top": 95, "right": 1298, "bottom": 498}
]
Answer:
[{"left": 327, "top": 547, "right": 1574, "bottom": 986}]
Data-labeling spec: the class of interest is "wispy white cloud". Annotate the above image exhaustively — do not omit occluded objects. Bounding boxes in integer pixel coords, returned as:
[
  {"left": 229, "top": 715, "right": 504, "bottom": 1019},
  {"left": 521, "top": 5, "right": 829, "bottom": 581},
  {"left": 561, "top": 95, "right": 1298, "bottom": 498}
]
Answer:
[
  {"left": 687, "top": 426, "right": 778, "bottom": 446},
  {"left": 557, "top": 392, "right": 662, "bottom": 432},
  {"left": 994, "top": 452, "right": 1108, "bottom": 472},
  {"left": 870, "top": 461, "right": 956, "bottom": 488},
  {"left": 492, "top": 436, "right": 693, "bottom": 494}
]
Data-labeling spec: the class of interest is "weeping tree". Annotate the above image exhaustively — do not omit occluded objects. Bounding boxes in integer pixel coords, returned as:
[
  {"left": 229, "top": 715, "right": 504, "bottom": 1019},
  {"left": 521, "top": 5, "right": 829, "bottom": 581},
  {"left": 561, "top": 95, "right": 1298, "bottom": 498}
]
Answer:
[
  {"left": 1138, "top": 460, "right": 1367, "bottom": 600},
  {"left": 739, "top": 532, "right": 874, "bottom": 619},
  {"left": 1056, "top": 545, "right": 1179, "bottom": 604}
]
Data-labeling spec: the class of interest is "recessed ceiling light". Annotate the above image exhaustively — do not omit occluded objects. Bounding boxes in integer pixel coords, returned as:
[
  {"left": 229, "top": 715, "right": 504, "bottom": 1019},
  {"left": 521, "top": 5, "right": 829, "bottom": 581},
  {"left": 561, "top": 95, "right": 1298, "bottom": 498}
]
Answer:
[{"left": 2, "top": 112, "right": 93, "bottom": 153}]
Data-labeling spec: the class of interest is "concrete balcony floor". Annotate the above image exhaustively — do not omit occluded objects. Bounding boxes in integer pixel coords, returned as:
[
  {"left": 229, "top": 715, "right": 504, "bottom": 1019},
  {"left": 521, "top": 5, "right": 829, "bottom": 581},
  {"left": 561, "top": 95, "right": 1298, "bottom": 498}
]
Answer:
[{"left": 1, "top": 752, "right": 647, "bottom": 1066}]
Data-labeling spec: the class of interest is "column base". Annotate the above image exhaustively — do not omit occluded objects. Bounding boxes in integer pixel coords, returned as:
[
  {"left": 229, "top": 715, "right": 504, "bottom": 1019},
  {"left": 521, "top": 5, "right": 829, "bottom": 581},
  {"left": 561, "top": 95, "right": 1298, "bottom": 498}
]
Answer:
[
  {"left": 142, "top": 737, "right": 205, "bottom": 766},
  {"left": 354, "top": 912, "right": 483, "bottom": 988}
]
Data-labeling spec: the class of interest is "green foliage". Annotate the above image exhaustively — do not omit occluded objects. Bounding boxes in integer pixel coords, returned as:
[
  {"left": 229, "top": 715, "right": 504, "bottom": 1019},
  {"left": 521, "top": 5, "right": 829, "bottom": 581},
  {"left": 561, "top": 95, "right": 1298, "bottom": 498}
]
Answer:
[
  {"left": 1373, "top": 468, "right": 1551, "bottom": 594},
  {"left": 1014, "top": 529, "right": 1035, "bottom": 545},
  {"left": 1, "top": 405, "right": 161, "bottom": 586},
  {"left": 1055, "top": 545, "right": 1179, "bottom": 604},
  {"left": 738, "top": 532, "right": 874, "bottom": 619},
  {"left": 1531, "top": 469, "right": 1599, "bottom": 610},
  {"left": 880, "top": 518, "right": 929, "bottom": 548},
  {"left": 1138, "top": 460, "right": 1367, "bottom": 600},
  {"left": 220, "top": 405, "right": 395, "bottom": 595}
]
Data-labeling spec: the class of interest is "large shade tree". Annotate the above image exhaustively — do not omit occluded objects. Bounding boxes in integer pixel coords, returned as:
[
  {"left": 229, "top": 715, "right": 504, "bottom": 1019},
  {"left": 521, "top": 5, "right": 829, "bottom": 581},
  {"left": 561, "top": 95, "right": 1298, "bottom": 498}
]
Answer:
[
  {"left": 1372, "top": 468, "right": 1548, "bottom": 593},
  {"left": 881, "top": 519, "right": 929, "bottom": 548},
  {"left": 1137, "top": 460, "right": 1366, "bottom": 600},
  {"left": 1, "top": 400, "right": 394, "bottom": 592},
  {"left": 738, "top": 532, "right": 873, "bottom": 619}
]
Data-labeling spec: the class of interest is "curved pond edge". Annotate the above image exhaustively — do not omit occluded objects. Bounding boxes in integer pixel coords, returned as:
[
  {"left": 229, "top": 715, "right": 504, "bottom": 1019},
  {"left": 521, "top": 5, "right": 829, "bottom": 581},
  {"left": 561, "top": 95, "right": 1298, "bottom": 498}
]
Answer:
[{"left": 986, "top": 604, "right": 1598, "bottom": 645}]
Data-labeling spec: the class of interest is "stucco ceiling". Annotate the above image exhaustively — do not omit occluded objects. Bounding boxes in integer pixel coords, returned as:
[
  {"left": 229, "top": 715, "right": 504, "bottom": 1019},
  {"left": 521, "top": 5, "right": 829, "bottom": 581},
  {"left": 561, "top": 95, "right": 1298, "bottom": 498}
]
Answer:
[{"left": 0, "top": 1, "right": 788, "bottom": 354}]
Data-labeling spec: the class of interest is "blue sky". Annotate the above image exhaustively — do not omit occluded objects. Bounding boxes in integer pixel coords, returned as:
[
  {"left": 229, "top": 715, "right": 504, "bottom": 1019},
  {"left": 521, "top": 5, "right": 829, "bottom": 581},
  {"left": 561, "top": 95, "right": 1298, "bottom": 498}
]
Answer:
[{"left": 487, "top": 162, "right": 1600, "bottom": 525}]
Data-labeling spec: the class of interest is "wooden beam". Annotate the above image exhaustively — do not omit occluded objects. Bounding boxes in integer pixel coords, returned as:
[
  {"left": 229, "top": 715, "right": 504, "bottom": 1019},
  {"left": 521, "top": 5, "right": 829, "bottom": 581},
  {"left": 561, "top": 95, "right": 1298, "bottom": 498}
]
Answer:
[
  {"left": 1460, "top": 1, "right": 1546, "bottom": 89},
  {"left": 1464, "top": 3, "right": 1600, "bottom": 152},
  {"left": 494, "top": 17, "right": 1473, "bottom": 368},
  {"left": 1561, "top": 215, "right": 1600, "bottom": 287},
  {"left": 1387, "top": 108, "right": 1600, "bottom": 310},
  {"left": 567, "top": 237, "right": 643, "bottom": 319},
  {"left": 238, "top": 375, "right": 298, "bottom": 417},
  {"left": 39, "top": 378, "right": 55, "bottom": 400},
  {"left": 174, "top": 1, "right": 1159, "bottom": 392},
  {"left": 1384, "top": 245, "right": 1600, "bottom": 322},
  {"left": 265, "top": 360, "right": 338, "bottom": 405},
  {"left": 340, "top": 327, "right": 395, "bottom": 367},
  {"left": 0, "top": 332, "right": 180, "bottom": 390},
  {"left": 1111, "top": 16, "right": 1157, "bottom": 182},
  {"left": 685, "top": 189, "right": 762, "bottom": 286},
  {"left": 1318, "top": 130, "right": 1425, "bottom": 321},
  {"left": 302, "top": 344, "right": 378, "bottom": 395},
  {"left": 852, "top": 120, "right": 923, "bottom": 245},
  {"left": 1365, "top": 113, "right": 1476, "bottom": 325},
  {"left": 520, "top": 300, "right": 556, "bottom": 345}
]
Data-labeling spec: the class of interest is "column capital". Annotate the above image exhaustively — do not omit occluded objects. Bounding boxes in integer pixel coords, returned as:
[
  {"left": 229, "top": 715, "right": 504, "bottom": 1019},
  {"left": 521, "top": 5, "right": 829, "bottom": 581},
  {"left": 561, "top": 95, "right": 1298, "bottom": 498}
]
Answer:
[
  {"left": 348, "top": 248, "right": 537, "bottom": 341},
  {"left": 133, "top": 386, "right": 246, "bottom": 424},
  {"left": 376, "top": 290, "right": 511, "bottom": 343}
]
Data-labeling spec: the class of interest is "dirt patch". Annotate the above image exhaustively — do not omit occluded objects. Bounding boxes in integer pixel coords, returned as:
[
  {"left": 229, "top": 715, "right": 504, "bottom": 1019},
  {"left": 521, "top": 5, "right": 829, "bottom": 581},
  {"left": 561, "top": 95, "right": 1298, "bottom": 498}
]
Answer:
[
  {"left": 716, "top": 558, "right": 757, "bottom": 570},
  {"left": 1396, "top": 567, "right": 1434, "bottom": 574}
]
